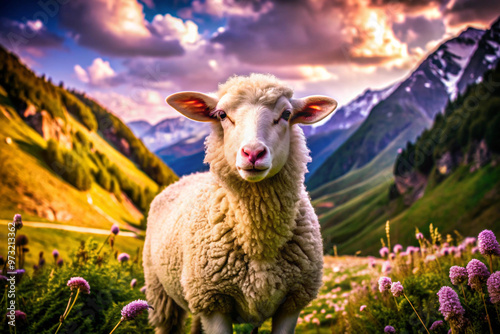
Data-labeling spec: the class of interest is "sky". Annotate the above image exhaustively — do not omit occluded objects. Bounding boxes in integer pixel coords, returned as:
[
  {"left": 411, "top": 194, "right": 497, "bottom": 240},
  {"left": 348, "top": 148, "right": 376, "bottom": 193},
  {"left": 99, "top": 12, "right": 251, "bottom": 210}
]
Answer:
[{"left": 1, "top": 0, "right": 499, "bottom": 124}]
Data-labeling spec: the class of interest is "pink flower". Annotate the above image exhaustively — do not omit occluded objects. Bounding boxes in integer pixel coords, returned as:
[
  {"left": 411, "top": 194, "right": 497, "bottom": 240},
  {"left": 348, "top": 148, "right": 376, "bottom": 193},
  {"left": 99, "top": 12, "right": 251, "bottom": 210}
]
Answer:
[
  {"left": 380, "top": 247, "right": 389, "bottom": 258},
  {"left": 391, "top": 282, "right": 404, "bottom": 297},
  {"left": 360, "top": 305, "right": 367, "bottom": 312},
  {"left": 121, "top": 300, "right": 152, "bottom": 320},
  {"left": 67, "top": 277, "right": 90, "bottom": 294},
  {"left": 379, "top": 277, "right": 392, "bottom": 293}
]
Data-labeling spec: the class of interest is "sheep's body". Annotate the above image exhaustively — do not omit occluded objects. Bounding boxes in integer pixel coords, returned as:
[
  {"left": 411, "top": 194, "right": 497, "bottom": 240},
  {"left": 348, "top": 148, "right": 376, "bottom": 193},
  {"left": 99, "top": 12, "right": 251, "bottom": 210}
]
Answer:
[{"left": 143, "top": 74, "right": 331, "bottom": 333}]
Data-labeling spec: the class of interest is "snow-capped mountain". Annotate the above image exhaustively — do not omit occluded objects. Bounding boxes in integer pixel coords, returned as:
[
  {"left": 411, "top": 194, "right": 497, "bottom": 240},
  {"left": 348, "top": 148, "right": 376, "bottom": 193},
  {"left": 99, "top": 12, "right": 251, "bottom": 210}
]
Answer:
[
  {"left": 139, "top": 117, "right": 210, "bottom": 152},
  {"left": 128, "top": 120, "right": 152, "bottom": 137}
]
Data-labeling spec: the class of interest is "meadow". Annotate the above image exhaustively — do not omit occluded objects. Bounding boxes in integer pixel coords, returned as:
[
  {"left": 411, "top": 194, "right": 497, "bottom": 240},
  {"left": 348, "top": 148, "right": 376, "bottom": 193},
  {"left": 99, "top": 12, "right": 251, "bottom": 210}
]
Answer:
[{"left": 3, "top": 214, "right": 500, "bottom": 334}]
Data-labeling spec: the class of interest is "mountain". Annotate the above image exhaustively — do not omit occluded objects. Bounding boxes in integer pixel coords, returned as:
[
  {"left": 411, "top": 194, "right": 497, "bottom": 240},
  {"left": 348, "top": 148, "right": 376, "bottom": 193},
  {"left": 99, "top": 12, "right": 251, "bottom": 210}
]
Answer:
[
  {"left": 128, "top": 120, "right": 152, "bottom": 137},
  {"left": 316, "top": 64, "right": 500, "bottom": 255},
  {"left": 307, "top": 24, "right": 489, "bottom": 189},
  {"left": 141, "top": 116, "right": 210, "bottom": 152},
  {"left": 457, "top": 17, "right": 500, "bottom": 94},
  {"left": 0, "top": 45, "right": 177, "bottom": 228}
]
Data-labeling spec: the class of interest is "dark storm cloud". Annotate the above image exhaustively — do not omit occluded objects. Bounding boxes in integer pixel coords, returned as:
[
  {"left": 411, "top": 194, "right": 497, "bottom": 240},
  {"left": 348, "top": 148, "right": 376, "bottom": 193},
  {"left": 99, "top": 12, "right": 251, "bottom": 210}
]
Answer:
[
  {"left": 445, "top": 0, "right": 500, "bottom": 27},
  {"left": 0, "top": 18, "right": 64, "bottom": 53},
  {"left": 392, "top": 16, "right": 445, "bottom": 49},
  {"left": 59, "top": 0, "right": 185, "bottom": 58}
]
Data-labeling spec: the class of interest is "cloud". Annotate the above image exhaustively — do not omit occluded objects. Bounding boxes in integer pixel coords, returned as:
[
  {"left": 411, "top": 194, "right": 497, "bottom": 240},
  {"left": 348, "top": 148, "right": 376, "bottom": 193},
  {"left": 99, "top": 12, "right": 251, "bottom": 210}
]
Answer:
[
  {"left": 59, "top": 0, "right": 192, "bottom": 57},
  {"left": 209, "top": 0, "right": 412, "bottom": 67},
  {"left": 0, "top": 18, "right": 64, "bottom": 55},
  {"left": 392, "top": 16, "right": 446, "bottom": 49},
  {"left": 444, "top": 0, "right": 500, "bottom": 29},
  {"left": 74, "top": 58, "right": 121, "bottom": 87},
  {"left": 191, "top": 0, "right": 274, "bottom": 18}
]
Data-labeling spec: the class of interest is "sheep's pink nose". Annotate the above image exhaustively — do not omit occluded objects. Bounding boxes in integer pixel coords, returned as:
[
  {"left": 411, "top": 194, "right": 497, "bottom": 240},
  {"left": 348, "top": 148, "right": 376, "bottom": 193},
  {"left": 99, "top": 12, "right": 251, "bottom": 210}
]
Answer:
[{"left": 241, "top": 145, "right": 267, "bottom": 165}]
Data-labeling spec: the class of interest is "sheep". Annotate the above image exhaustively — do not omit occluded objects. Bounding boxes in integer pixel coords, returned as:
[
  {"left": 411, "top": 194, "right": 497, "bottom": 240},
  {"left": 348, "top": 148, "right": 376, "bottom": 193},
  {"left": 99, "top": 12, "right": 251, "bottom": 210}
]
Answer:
[{"left": 143, "top": 73, "right": 338, "bottom": 334}]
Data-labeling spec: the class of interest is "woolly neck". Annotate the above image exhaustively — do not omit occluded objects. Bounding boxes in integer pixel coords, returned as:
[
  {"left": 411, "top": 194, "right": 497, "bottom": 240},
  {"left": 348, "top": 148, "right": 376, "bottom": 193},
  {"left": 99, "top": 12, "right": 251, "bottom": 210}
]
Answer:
[{"left": 204, "top": 124, "right": 310, "bottom": 261}]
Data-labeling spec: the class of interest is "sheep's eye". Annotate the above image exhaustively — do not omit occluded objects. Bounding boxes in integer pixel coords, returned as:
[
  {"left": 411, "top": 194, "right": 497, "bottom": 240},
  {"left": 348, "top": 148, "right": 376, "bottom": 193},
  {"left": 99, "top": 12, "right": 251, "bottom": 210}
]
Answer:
[
  {"left": 281, "top": 109, "right": 292, "bottom": 121},
  {"left": 216, "top": 110, "right": 227, "bottom": 120}
]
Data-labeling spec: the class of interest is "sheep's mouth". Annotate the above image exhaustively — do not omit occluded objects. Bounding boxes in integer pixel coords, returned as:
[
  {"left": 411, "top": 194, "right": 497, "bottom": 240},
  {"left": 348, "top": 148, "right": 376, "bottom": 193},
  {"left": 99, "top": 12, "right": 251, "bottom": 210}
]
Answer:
[
  {"left": 237, "top": 166, "right": 270, "bottom": 182},
  {"left": 239, "top": 167, "right": 268, "bottom": 172}
]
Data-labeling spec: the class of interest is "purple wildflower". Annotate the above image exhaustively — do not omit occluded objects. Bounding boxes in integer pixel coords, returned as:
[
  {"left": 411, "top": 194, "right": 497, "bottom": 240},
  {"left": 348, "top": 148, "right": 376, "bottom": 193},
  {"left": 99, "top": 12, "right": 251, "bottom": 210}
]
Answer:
[
  {"left": 466, "top": 259, "right": 490, "bottom": 290},
  {"left": 471, "top": 247, "right": 479, "bottom": 254},
  {"left": 67, "top": 277, "right": 90, "bottom": 294},
  {"left": 464, "top": 237, "right": 476, "bottom": 246},
  {"left": 111, "top": 224, "right": 120, "bottom": 236},
  {"left": 389, "top": 253, "right": 395, "bottom": 260},
  {"left": 391, "top": 281, "right": 404, "bottom": 297},
  {"left": 121, "top": 300, "right": 152, "bottom": 320},
  {"left": 140, "top": 286, "right": 146, "bottom": 294},
  {"left": 130, "top": 278, "right": 137, "bottom": 288},
  {"left": 478, "top": 230, "right": 500, "bottom": 256},
  {"left": 437, "top": 286, "right": 465, "bottom": 321},
  {"left": 13, "top": 214, "right": 23, "bottom": 229},
  {"left": 416, "top": 232, "right": 424, "bottom": 240},
  {"left": 384, "top": 325, "right": 396, "bottom": 333},
  {"left": 379, "top": 276, "right": 392, "bottom": 293},
  {"left": 380, "top": 247, "right": 389, "bottom": 258},
  {"left": 393, "top": 244, "right": 403, "bottom": 254},
  {"left": 449, "top": 266, "right": 467, "bottom": 285},
  {"left": 382, "top": 261, "right": 392, "bottom": 274},
  {"left": 52, "top": 249, "right": 59, "bottom": 260},
  {"left": 360, "top": 305, "right": 367, "bottom": 312},
  {"left": 487, "top": 271, "right": 500, "bottom": 304},
  {"left": 429, "top": 320, "right": 444, "bottom": 331},
  {"left": 5, "top": 310, "right": 27, "bottom": 325},
  {"left": 118, "top": 253, "right": 130, "bottom": 263},
  {"left": 16, "top": 234, "right": 28, "bottom": 246},
  {"left": 57, "top": 258, "right": 64, "bottom": 267}
]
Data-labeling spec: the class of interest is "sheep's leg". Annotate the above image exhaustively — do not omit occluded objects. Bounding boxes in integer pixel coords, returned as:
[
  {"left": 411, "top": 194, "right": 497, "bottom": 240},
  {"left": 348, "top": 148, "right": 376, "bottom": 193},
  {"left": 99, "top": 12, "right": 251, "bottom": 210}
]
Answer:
[
  {"left": 271, "top": 308, "right": 300, "bottom": 334},
  {"left": 200, "top": 312, "right": 233, "bottom": 334},
  {"left": 190, "top": 315, "right": 202, "bottom": 334}
]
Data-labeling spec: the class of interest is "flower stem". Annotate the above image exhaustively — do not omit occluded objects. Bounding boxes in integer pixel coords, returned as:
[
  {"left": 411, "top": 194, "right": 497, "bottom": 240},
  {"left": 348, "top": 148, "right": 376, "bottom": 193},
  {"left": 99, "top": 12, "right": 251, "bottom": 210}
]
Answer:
[
  {"left": 64, "top": 288, "right": 81, "bottom": 321},
  {"left": 488, "top": 255, "right": 493, "bottom": 274},
  {"left": 480, "top": 290, "right": 494, "bottom": 334},
  {"left": 97, "top": 234, "right": 112, "bottom": 254},
  {"left": 403, "top": 293, "right": 430, "bottom": 334},
  {"left": 55, "top": 291, "right": 74, "bottom": 334},
  {"left": 461, "top": 284, "right": 467, "bottom": 303},
  {"left": 109, "top": 318, "right": 123, "bottom": 334}
]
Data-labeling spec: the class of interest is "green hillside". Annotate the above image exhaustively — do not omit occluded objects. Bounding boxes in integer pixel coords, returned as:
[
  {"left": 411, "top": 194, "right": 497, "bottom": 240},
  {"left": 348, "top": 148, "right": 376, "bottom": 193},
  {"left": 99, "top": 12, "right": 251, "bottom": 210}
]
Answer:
[
  {"left": 316, "top": 64, "right": 500, "bottom": 255},
  {"left": 0, "top": 46, "right": 178, "bottom": 233}
]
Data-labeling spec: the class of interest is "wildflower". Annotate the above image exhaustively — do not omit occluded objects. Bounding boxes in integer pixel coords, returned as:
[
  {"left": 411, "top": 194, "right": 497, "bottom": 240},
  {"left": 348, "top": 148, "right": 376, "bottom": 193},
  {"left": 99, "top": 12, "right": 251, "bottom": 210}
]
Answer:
[
  {"left": 429, "top": 320, "right": 443, "bottom": 331},
  {"left": 379, "top": 277, "right": 392, "bottom": 293},
  {"left": 56, "top": 277, "right": 91, "bottom": 334},
  {"left": 325, "top": 314, "right": 332, "bottom": 319},
  {"left": 464, "top": 237, "right": 476, "bottom": 246},
  {"left": 67, "top": 277, "right": 91, "bottom": 294},
  {"left": 130, "top": 279, "right": 137, "bottom": 289},
  {"left": 384, "top": 325, "right": 396, "bottom": 333},
  {"left": 437, "top": 286, "right": 465, "bottom": 331},
  {"left": 52, "top": 249, "right": 59, "bottom": 261},
  {"left": 478, "top": 230, "right": 500, "bottom": 256},
  {"left": 394, "top": 244, "right": 403, "bottom": 254},
  {"left": 360, "top": 305, "right": 367, "bottom": 312},
  {"left": 312, "top": 318, "right": 320, "bottom": 325},
  {"left": 57, "top": 258, "right": 64, "bottom": 267},
  {"left": 389, "top": 253, "right": 395, "bottom": 260},
  {"left": 118, "top": 253, "right": 130, "bottom": 263},
  {"left": 140, "top": 286, "right": 146, "bottom": 294},
  {"left": 471, "top": 247, "right": 479, "bottom": 254},
  {"left": 441, "top": 247, "right": 450, "bottom": 256},
  {"left": 5, "top": 310, "right": 27, "bottom": 325},
  {"left": 382, "top": 261, "right": 392, "bottom": 274},
  {"left": 416, "top": 232, "right": 424, "bottom": 240},
  {"left": 466, "top": 259, "right": 490, "bottom": 291},
  {"left": 487, "top": 272, "right": 500, "bottom": 304},
  {"left": 380, "top": 247, "right": 389, "bottom": 258},
  {"left": 449, "top": 266, "right": 467, "bottom": 285},
  {"left": 111, "top": 224, "right": 120, "bottom": 236},
  {"left": 16, "top": 234, "right": 28, "bottom": 246},
  {"left": 110, "top": 300, "right": 153, "bottom": 334},
  {"left": 13, "top": 214, "right": 22, "bottom": 229},
  {"left": 391, "top": 282, "right": 404, "bottom": 297}
]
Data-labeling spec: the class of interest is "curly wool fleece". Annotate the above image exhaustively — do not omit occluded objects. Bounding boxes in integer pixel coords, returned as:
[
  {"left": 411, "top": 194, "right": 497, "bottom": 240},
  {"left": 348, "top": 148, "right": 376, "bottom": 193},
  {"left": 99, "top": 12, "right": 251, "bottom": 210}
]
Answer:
[{"left": 143, "top": 76, "right": 324, "bottom": 332}]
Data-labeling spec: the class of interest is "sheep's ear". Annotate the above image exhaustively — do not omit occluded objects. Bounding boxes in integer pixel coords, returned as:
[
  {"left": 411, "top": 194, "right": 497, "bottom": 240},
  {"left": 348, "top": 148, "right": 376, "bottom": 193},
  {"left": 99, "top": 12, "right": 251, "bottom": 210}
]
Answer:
[
  {"left": 166, "top": 92, "right": 219, "bottom": 122},
  {"left": 290, "top": 96, "right": 338, "bottom": 125}
]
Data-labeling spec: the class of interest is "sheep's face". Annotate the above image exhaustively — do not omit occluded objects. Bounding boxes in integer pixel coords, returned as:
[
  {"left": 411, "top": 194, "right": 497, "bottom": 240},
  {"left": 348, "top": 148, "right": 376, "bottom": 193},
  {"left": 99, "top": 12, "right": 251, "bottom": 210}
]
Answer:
[{"left": 167, "top": 83, "right": 337, "bottom": 182}]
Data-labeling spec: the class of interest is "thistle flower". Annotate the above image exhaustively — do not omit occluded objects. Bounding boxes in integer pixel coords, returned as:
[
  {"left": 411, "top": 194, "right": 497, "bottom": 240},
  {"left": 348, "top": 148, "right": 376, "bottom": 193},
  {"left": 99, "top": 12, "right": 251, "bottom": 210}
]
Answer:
[
  {"left": 437, "top": 286, "right": 465, "bottom": 321},
  {"left": 118, "top": 253, "right": 130, "bottom": 263},
  {"left": 57, "top": 258, "right": 64, "bottom": 267},
  {"left": 52, "top": 249, "right": 59, "bottom": 260},
  {"left": 67, "top": 277, "right": 91, "bottom": 294},
  {"left": 111, "top": 224, "right": 120, "bottom": 235},
  {"left": 13, "top": 214, "right": 22, "bottom": 229},
  {"left": 360, "top": 305, "right": 367, "bottom": 312},
  {"left": 391, "top": 281, "right": 404, "bottom": 297},
  {"left": 429, "top": 320, "right": 443, "bottom": 331},
  {"left": 449, "top": 266, "right": 467, "bottom": 285},
  {"left": 16, "top": 234, "right": 28, "bottom": 246},
  {"left": 393, "top": 244, "right": 403, "bottom": 254},
  {"left": 379, "top": 276, "right": 392, "bottom": 293},
  {"left": 5, "top": 310, "right": 27, "bottom": 325},
  {"left": 478, "top": 230, "right": 500, "bottom": 256},
  {"left": 380, "top": 247, "right": 389, "bottom": 258},
  {"left": 487, "top": 271, "right": 500, "bottom": 304},
  {"left": 416, "top": 232, "right": 424, "bottom": 240},
  {"left": 384, "top": 325, "right": 396, "bottom": 333},
  {"left": 466, "top": 259, "right": 490, "bottom": 291},
  {"left": 130, "top": 278, "right": 137, "bottom": 289}
]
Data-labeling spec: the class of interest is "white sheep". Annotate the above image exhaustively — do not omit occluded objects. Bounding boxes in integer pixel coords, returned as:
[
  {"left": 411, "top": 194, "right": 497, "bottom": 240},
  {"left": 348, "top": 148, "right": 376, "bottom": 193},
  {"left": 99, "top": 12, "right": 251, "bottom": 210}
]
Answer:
[{"left": 143, "top": 73, "right": 337, "bottom": 334}]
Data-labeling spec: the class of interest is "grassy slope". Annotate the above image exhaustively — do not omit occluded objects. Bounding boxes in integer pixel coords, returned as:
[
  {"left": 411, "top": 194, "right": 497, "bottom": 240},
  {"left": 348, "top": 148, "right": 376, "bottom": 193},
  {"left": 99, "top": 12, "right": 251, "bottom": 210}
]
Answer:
[{"left": 0, "top": 87, "right": 155, "bottom": 229}]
